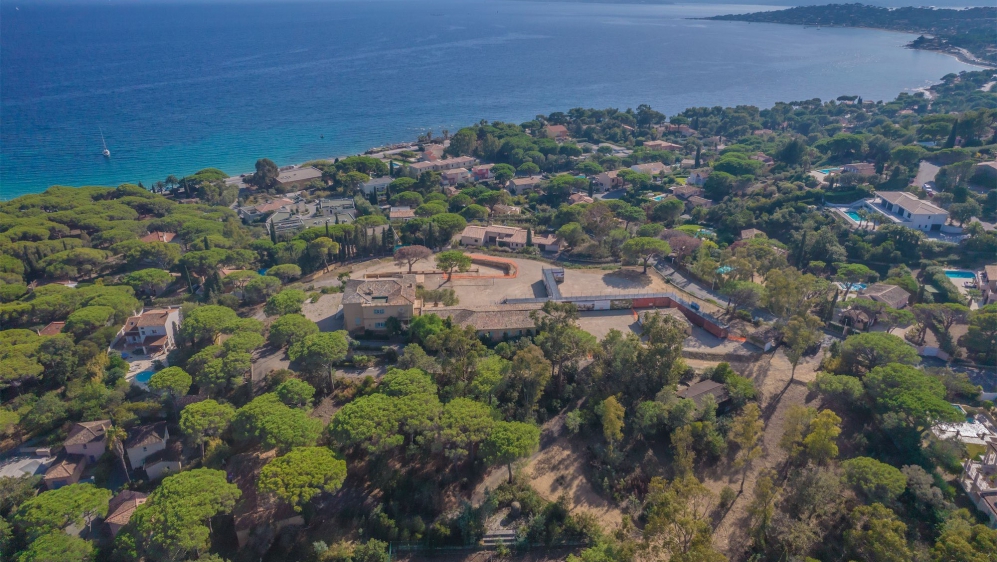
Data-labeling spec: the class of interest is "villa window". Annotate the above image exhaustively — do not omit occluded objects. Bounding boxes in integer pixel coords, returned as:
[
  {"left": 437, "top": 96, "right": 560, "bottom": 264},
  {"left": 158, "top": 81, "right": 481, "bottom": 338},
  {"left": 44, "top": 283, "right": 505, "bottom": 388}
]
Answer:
[
  {"left": 373, "top": 309, "right": 385, "bottom": 315},
  {"left": 375, "top": 322, "right": 386, "bottom": 328}
]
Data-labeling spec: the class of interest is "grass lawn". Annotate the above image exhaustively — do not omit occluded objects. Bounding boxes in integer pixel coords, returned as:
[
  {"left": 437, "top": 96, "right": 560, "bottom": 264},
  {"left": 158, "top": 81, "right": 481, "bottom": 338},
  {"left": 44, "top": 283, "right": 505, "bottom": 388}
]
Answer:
[{"left": 966, "top": 443, "right": 987, "bottom": 461}]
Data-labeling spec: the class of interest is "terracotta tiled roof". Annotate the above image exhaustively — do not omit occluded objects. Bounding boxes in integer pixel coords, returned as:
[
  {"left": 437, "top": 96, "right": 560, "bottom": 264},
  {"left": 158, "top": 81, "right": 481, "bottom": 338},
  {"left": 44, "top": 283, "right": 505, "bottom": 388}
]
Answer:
[
  {"left": 389, "top": 207, "right": 416, "bottom": 219},
  {"left": 124, "top": 422, "right": 167, "bottom": 449},
  {"left": 671, "top": 185, "right": 702, "bottom": 199},
  {"left": 140, "top": 231, "right": 177, "bottom": 244},
  {"left": 861, "top": 283, "right": 912, "bottom": 309},
  {"left": 38, "top": 321, "right": 66, "bottom": 336},
  {"left": 123, "top": 309, "right": 174, "bottom": 333},
  {"left": 342, "top": 278, "right": 417, "bottom": 306},
  {"left": 678, "top": 380, "right": 729, "bottom": 407},
  {"left": 431, "top": 304, "right": 544, "bottom": 331},
  {"left": 64, "top": 420, "right": 111, "bottom": 447},
  {"left": 44, "top": 454, "right": 86, "bottom": 480},
  {"left": 106, "top": 491, "right": 147, "bottom": 526},
  {"left": 877, "top": 191, "right": 946, "bottom": 215}
]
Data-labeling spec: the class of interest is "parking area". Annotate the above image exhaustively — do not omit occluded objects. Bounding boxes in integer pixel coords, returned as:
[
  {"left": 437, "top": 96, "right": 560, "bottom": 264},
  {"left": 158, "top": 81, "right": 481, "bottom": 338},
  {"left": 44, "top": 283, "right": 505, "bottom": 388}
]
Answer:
[
  {"left": 0, "top": 454, "right": 56, "bottom": 478},
  {"left": 576, "top": 310, "right": 641, "bottom": 340},
  {"left": 560, "top": 267, "right": 672, "bottom": 297}
]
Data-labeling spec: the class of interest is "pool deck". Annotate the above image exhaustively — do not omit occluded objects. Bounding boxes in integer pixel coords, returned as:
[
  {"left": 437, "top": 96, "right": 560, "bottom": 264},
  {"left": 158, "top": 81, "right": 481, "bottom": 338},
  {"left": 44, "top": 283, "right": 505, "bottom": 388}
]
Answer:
[{"left": 943, "top": 270, "right": 984, "bottom": 309}]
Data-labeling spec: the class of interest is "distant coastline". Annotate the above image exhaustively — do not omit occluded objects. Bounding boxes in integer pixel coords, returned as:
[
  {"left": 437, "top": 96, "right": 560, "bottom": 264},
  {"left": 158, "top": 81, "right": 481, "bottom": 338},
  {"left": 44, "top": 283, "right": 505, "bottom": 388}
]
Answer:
[
  {"left": 703, "top": 4, "right": 997, "bottom": 68},
  {"left": 0, "top": 0, "right": 978, "bottom": 198}
]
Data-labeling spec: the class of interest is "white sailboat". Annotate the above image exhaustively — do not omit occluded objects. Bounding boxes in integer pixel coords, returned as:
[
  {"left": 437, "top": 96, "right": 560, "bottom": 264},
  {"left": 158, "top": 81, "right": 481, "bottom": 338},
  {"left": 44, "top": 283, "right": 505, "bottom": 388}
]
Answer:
[{"left": 100, "top": 127, "right": 110, "bottom": 157}]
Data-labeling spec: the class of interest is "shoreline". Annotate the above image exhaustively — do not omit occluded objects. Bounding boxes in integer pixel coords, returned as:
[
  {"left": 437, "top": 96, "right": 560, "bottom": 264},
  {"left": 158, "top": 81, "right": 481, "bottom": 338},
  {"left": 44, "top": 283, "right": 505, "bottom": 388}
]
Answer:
[{"left": 695, "top": 18, "right": 997, "bottom": 70}]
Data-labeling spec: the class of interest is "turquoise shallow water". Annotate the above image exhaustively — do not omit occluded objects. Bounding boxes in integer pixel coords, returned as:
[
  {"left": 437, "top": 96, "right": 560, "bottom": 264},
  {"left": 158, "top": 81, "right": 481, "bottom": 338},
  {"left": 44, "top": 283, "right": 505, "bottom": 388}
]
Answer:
[{"left": 0, "top": 0, "right": 974, "bottom": 199}]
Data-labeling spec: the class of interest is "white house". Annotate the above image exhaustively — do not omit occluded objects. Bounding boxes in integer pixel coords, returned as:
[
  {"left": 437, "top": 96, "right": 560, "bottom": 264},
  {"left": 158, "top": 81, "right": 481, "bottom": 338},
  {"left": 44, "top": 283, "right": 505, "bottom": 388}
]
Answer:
[
  {"left": 125, "top": 422, "right": 168, "bottom": 471},
  {"left": 593, "top": 170, "right": 621, "bottom": 192},
  {"left": 460, "top": 225, "right": 564, "bottom": 253},
  {"left": 440, "top": 168, "right": 472, "bottom": 187},
  {"left": 115, "top": 307, "right": 181, "bottom": 357},
  {"left": 865, "top": 191, "right": 948, "bottom": 231},
  {"left": 960, "top": 435, "right": 997, "bottom": 528},
  {"left": 63, "top": 420, "right": 111, "bottom": 463},
  {"left": 143, "top": 442, "right": 183, "bottom": 481},
  {"left": 686, "top": 169, "right": 712, "bottom": 186},
  {"left": 631, "top": 162, "right": 667, "bottom": 176},
  {"left": 361, "top": 176, "right": 393, "bottom": 199},
  {"left": 472, "top": 164, "right": 495, "bottom": 181},
  {"left": 507, "top": 176, "right": 543, "bottom": 195}
]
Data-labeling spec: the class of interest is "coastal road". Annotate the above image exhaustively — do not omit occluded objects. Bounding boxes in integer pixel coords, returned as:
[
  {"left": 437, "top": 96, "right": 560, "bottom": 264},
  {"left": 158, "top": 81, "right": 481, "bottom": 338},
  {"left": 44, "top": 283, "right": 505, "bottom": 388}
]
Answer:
[{"left": 653, "top": 260, "right": 777, "bottom": 322}]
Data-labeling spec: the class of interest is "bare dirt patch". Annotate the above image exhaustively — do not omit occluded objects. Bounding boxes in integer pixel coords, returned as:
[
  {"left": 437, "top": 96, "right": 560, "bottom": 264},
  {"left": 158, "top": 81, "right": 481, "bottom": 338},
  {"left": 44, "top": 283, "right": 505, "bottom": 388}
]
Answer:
[
  {"left": 526, "top": 436, "right": 624, "bottom": 529},
  {"left": 699, "top": 349, "right": 825, "bottom": 559}
]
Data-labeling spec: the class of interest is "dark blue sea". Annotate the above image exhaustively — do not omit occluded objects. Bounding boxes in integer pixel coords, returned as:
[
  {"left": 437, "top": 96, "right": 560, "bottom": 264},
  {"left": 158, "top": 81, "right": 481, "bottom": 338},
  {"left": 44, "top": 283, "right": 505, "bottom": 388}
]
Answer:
[{"left": 0, "top": 0, "right": 976, "bottom": 199}]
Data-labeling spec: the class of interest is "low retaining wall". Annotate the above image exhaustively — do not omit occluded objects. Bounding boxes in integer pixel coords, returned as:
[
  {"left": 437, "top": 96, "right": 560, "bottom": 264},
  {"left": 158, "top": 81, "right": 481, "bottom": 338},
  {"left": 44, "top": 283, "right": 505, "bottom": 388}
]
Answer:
[
  {"left": 450, "top": 254, "right": 518, "bottom": 279},
  {"left": 681, "top": 349, "right": 762, "bottom": 362}
]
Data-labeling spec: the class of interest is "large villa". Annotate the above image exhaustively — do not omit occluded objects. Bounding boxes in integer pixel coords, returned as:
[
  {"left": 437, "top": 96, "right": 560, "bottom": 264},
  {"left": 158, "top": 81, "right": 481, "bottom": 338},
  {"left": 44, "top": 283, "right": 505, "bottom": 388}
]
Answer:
[{"left": 841, "top": 191, "right": 950, "bottom": 232}]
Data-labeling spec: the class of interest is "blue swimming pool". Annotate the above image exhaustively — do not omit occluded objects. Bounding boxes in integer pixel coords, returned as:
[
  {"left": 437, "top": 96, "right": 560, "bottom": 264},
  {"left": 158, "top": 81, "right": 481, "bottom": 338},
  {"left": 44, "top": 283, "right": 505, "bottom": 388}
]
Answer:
[
  {"left": 845, "top": 211, "right": 862, "bottom": 221},
  {"left": 133, "top": 370, "right": 155, "bottom": 384},
  {"left": 944, "top": 270, "right": 976, "bottom": 280},
  {"left": 819, "top": 167, "right": 841, "bottom": 174}
]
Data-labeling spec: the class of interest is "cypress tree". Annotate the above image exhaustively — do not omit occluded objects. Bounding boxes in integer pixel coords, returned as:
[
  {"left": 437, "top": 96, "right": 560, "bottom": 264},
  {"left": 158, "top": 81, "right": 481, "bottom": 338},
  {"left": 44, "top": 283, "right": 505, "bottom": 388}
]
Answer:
[
  {"left": 944, "top": 119, "right": 958, "bottom": 148},
  {"left": 587, "top": 181, "right": 594, "bottom": 198},
  {"left": 526, "top": 227, "right": 533, "bottom": 247},
  {"left": 270, "top": 225, "right": 277, "bottom": 245},
  {"left": 694, "top": 145, "right": 701, "bottom": 168},
  {"left": 325, "top": 222, "right": 330, "bottom": 237}
]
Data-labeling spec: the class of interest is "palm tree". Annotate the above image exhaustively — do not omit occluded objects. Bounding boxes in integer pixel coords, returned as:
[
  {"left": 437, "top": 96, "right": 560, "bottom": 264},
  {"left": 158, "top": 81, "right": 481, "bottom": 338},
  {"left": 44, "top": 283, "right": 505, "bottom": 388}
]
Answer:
[
  {"left": 856, "top": 208, "right": 869, "bottom": 230},
  {"left": 106, "top": 426, "right": 131, "bottom": 483},
  {"left": 165, "top": 174, "right": 178, "bottom": 192}
]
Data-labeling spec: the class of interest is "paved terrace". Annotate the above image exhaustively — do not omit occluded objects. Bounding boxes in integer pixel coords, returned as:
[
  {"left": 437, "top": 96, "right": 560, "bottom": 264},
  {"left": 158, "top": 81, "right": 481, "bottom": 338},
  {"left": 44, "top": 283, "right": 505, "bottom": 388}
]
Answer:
[{"left": 506, "top": 268, "right": 729, "bottom": 337}]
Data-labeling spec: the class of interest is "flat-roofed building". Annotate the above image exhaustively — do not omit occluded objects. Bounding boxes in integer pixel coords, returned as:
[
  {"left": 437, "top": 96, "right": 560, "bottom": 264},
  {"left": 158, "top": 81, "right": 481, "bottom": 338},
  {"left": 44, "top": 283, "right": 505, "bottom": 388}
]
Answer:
[
  {"left": 960, "top": 435, "right": 997, "bottom": 528},
  {"left": 276, "top": 166, "right": 323, "bottom": 190},
  {"left": 361, "top": 176, "right": 393, "bottom": 198}
]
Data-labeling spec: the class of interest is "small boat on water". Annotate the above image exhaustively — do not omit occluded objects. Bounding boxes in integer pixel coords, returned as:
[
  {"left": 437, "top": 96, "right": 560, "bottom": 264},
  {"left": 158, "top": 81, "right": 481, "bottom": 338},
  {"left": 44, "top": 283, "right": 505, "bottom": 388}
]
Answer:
[{"left": 100, "top": 127, "right": 110, "bottom": 157}]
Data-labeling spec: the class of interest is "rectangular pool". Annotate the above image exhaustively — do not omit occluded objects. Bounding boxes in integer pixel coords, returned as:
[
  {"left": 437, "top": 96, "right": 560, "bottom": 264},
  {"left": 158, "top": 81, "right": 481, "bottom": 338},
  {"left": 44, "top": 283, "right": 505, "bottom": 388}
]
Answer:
[{"left": 944, "top": 270, "right": 976, "bottom": 280}]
